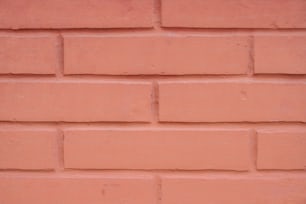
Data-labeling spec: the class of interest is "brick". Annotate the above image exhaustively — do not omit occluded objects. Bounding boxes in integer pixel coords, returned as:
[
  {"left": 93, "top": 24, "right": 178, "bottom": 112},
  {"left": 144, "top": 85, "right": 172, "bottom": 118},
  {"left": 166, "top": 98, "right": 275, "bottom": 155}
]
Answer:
[
  {"left": 254, "top": 35, "right": 306, "bottom": 74},
  {"left": 0, "top": 130, "right": 56, "bottom": 169},
  {"left": 64, "top": 36, "right": 249, "bottom": 75},
  {"left": 0, "top": 36, "right": 57, "bottom": 74},
  {"left": 257, "top": 130, "right": 306, "bottom": 170},
  {"left": 0, "top": 176, "right": 155, "bottom": 204},
  {"left": 162, "top": 176, "right": 306, "bottom": 204},
  {"left": 0, "top": 82, "right": 151, "bottom": 122},
  {"left": 159, "top": 82, "right": 306, "bottom": 122},
  {"left": 161, "top": 0, "right": 306, "bottom": 28},
  {"left": 64, "top": 130, "right": 250, "bottom": 170},
  {"left": 0, "top": 0, "right": 152, "bottom": 28}
]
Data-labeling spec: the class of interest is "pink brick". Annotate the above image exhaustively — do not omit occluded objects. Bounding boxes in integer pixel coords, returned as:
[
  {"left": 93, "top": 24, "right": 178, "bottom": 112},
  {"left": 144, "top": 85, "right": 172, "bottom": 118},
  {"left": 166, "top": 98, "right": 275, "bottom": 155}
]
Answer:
[
  {"left": 257, "top": 130, "right": 306, "bottom": 170},
  {"left": 0, "top": 82, "right": 151, "bottom": 122},
  {"left": 0, "top": 36, "right": 57, "bottom": 74},
  {"left": 159, "top": 82, "right": 306, "bottom": 122},
  {"left": 0, "top": 0, "right": 152, "bottom": 28},
  {"left": 162, "top": 176, "right": 306, "bottom": 204},
  {"left": 64, "top": 130, "right": 250, "bottom": 170},
  {"left": 255, "top": 35, "right": 306, "bottom": 74},
  {"left": 0, "top": 130, "right": 56, "bottom": 170},
  {"left": 162, "top": 0, "right": 306, "bottom": 28},
  {"left": 64, "top": 36, "right": 249, "bottom": 75},
  {"left": 0, "top": 176, "right": 155, "bottom": 204}
]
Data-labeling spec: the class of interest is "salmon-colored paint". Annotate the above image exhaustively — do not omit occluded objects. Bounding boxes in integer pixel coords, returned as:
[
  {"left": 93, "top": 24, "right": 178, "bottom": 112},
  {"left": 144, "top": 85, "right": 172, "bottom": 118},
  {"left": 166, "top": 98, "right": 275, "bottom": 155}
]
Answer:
[
  {"left": 0, "top": 35, "right": 58, "bottom": 74},
  {"left": 64, "top": 130, "right": 250, "bottom": 170},
  {"left": 254, "top": 35, "right": 306, "bottom": 74},
  {"left": 0, "top": 176, "right": 155, "bottom": 204},
  {"left": 159, "top": 82, "right": 306, "bottom": 122},
  {"left": 0, "top": 0, "right": 306, "bottom": 203},
  {"left": 162, "top": 176, "right": 306, "bottom": 203},
  {"left": 64, "top": 36, "right": 249, "bottom": 75},
  {"left": 0, "top": 130, "right": 56, "bottom": 169},
  {"left": 162, "top": 0, "right": 306, "bottom": 28},
  {"left": 0, "top": 82, "right": 151, "bottom": 122},
  {"left": 257, "top": 131, "right": 306, "bottom": 169},
  {"left": 0, "top": 0, "right": 153, "bottom": 28}
]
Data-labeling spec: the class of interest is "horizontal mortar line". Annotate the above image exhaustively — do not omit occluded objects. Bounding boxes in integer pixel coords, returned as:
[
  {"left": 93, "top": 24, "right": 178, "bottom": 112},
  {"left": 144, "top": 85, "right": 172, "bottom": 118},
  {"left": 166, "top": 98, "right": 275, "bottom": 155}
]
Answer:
[
  {"left": 1, "top": 75, "right": 306, "bottom": 82},
  {"left": 0, "top": 169, "right": 55, "bottom": 173},
  {"left": 159, "top": 27, "right": 306, "bottom": 33},
  {"left": 0, "top": 27, "right": 154, "bottom": 33},
  {"left": 157, "top": 121, "right": 306, "bottom": 125},
  {"left": 1, "top": 121, "right": 306, "bottom": 129},
  {"left": 62, "top": 169, "right": 306, "bottom": 173},
  {"left": 0, "top": 169, "right": 247, "bottom": 173},
  {"left": 0, "top": 121, "right": 150, "bottom": 126},
  {"left": 1, "top": 27, "right": 306, "bottom": 34},
  {"left": 43, "top": 74, "right": 306, "bottom": 78},
  {"left": 0, "top": 169, "right": 305, "bottom": 177}
]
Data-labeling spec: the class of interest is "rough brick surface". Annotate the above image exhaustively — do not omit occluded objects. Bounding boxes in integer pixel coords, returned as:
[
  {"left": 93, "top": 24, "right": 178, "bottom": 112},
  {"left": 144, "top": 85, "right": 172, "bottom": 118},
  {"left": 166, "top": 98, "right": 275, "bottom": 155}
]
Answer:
[
  {"left": 159, "top": 82, "right": 306, "bottom": 122},
  {"left": 162, "top": 176, "right": 306, "bottom": 203},
  {"left": 0, "top": 130, "right": 56, "bottom": 169},
  {"left": 257, "top": 130, "right": 306, "bottom": 170},
  {"left": 0, "top": 36, "right": 58, "bottom": 74},
  {"left": 0, "top": 0, "right": 153, "bottom": 28},
  {"left": 0, "top": 82, "right": 151, "bottom": 122},
  {"left": 0, "top": 176, "right": 156, "bottom": 204},
  {"left": 64, "top": 130, "right": 250, "bottom": 170},
  {"left": 254, "top": 35, "right": 306, "bottom": 74},
  {"left": 161, "top": 0, "right": 306, "bottom": 28},
  {"left": 64, "top": 36, "right": 249, "bottom": 75}
]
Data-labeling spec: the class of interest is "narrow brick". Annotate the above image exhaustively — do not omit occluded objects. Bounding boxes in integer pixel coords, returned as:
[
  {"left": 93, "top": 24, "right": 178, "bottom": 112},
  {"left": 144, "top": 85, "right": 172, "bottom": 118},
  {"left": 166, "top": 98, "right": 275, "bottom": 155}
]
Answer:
[
  {"left": 64, "top": 130, "right": 250, "bottom": 170},
  {"left": 255, "top": 35, "right": 306, "bottom": 74},
  {"left": 162, "top": 176, "right": 306, "bottom": 203},
  {"left": 0, "top": 130, "right": 56, "bottom": 169},
  {"left": 64, "top": 36, "right": 249, "bottom": 75},
  {"left": 257, "top": 130, "right": 306, "bottom": 170},
  {"left": 0, "top": 82, "right": 151, "bottom": 122},
  {"left": 0, "top": 0, "right": 153, "bottom": 28},
  {"left": 0, "top": 176, "right": 155, "bottom": 204},
  {"left": 0, "top": 36, "right": 57, "bottom": 74},
  {"left": 159, "top": 82, "right": 306, "bottom": 122},
  {"left": 162, "top": 0, "right": 306, "bottom": 28}
]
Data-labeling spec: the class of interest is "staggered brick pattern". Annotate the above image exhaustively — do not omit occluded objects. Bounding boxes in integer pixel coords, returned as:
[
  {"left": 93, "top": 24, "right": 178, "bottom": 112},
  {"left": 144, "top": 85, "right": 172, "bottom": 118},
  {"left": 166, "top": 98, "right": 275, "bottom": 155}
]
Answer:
[{"left": 0, "top": 0, "right": 306, "bottom": 203}]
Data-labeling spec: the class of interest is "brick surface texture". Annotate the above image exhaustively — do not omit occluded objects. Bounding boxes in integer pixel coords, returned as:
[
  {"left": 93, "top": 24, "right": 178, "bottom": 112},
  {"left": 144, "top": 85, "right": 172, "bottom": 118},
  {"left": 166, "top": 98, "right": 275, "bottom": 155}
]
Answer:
[{"left": 0, "top": 0, "right": 305, "bottom": 203}]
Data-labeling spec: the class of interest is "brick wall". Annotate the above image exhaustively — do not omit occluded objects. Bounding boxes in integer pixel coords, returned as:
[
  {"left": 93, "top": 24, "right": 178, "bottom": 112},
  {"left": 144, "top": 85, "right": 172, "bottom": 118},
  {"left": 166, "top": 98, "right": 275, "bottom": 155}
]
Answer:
[{"left": 0, "top": 0, "right": 306, "bottom": 203}]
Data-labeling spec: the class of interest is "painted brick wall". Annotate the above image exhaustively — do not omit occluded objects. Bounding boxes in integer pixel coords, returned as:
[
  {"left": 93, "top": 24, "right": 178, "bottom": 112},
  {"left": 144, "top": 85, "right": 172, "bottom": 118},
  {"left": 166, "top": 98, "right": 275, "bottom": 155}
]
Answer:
[{"left": 0, "top": 0, "right": 306, "bottom": 203}]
